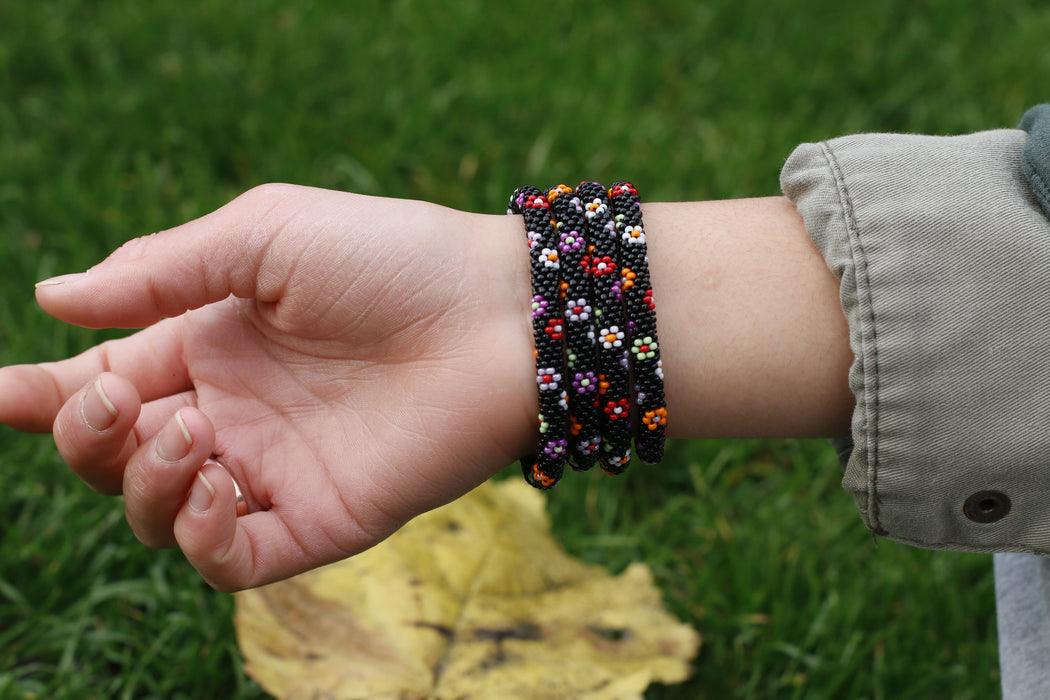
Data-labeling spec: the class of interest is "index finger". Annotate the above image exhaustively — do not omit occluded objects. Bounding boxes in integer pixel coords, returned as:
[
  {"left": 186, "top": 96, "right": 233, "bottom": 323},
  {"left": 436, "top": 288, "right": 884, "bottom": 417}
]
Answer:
[{"left": 0, "top": 318, "right": 191, "bottom": 433}]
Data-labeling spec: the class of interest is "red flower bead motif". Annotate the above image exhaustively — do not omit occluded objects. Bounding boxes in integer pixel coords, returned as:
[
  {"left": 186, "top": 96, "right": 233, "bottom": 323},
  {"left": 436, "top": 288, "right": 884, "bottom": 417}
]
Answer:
[
  {"left": 581, "top": 254, "right": 616, "bottom": 276},
  {"left": 604, "top": 398, "right": 631, "bottom": 421},
  {"left": 609, "top": 182, "right": 638, "bottom": 198},
  {"left": 544, "top": 318, "right": 564, "bottom": 340},
  {"left": 643, "top": 288, "right": 655, "bottom": 311},
  {"left": 525, "top": 194, "right": 550, "bottom": 210}
]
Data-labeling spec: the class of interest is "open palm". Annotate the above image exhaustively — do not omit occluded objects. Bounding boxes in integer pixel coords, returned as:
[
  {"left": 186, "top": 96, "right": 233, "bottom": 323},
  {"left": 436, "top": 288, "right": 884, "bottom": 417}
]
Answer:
[{"left": 1, "top": 184, "right": 535, "bottom": 590}]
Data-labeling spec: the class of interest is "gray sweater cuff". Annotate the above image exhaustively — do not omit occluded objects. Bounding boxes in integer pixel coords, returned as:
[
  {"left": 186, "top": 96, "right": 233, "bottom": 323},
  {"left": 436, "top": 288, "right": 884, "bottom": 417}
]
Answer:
[{"left": 781, "top": 129, "right": 1050, "bottom": 555}]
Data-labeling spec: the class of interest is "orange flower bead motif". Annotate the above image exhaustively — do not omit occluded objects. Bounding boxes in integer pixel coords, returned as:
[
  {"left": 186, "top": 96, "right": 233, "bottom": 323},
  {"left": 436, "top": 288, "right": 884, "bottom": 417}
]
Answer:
[{"left": 643, "top": 407, "right": 668, "bottom": 432}]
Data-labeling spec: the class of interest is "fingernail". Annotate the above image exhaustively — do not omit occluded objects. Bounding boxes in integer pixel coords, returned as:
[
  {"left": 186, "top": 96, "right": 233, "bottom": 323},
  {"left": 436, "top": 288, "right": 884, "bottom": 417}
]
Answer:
[
  {"left": 156, "top": 410, "right": 193, "bottom": 461},
  {"left": 188, "top": 470, "right": 215, "bottom": 513},
  {"left": 35, "top": 272, "right": 87, "bottom": 288},
  {"left": 81, "top": 377, "right": 118, "bottom": 432}
]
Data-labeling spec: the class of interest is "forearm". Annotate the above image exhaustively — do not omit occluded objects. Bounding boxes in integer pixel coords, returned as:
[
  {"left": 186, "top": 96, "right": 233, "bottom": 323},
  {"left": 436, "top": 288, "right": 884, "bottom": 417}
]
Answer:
[
  {"left": 488, "top": 194, "right": 853, "bottom": 454},
  {"left": 644, "top": 197, "right": 852, "bottom": 439}
]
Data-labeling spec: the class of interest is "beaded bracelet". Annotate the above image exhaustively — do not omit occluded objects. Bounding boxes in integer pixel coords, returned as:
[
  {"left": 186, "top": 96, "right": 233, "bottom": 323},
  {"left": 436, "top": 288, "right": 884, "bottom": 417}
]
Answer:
[
  {"left": 547, "top": 184, "right": 602, "bottom": 472},
  {"left": 575, "top": 180, "right": 634, "bottom": 474},
  {"left": 609, "top": 181, "right": 667, "bottom": 464},
  {"left": 509, "top": 185, "right": 570, "bottom": 489}
]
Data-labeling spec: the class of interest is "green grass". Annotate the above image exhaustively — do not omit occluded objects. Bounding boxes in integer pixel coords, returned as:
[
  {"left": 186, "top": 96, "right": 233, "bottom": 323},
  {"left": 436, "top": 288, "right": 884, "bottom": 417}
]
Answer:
[{"left": 1, "top": 0, "right": 1043, "bottom": 696}]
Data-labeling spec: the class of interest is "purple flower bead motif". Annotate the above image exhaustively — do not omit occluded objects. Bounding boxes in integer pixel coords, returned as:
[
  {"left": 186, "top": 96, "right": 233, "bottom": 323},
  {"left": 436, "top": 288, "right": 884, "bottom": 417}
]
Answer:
[
  {"left": 544, "top": 438, "right": 568, "bottom": 459},
  {"left": 527, "top": 229, "right": 543, "bottom": 250},
  {"left": 536, "top": 367, "right": 561, "bottom": 391},
  {"left": 610, "top": 278, "right": 623, "bottom": 302},
  {"left": 559, "top": 229, "right": 584, "bottom": 254},
  {"left": 531, "top": 294, "right": 549, "bottom": 319},
  {"left": 564, "top": 298, "right": 591, "bottom": 323},
  {"left": 572, "top": 370, "right": 598, "bottom": 395}
]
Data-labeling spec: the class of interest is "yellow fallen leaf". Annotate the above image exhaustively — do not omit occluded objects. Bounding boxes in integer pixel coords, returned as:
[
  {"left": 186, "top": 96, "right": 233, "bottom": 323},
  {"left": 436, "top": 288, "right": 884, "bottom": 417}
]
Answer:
[{"left": 235, "top": 479, "right": 700, "bottom": 699}]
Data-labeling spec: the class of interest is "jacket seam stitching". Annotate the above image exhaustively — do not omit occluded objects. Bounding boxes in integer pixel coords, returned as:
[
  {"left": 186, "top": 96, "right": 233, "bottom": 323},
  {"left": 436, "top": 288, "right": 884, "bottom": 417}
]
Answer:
[{"left": 819, "top": 140, "right": 882, "bottom": 534}]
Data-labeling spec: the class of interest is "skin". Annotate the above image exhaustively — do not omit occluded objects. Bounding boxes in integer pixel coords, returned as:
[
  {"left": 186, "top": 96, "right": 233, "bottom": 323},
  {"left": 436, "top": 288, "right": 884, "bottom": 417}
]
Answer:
[{"left": 0, "top": 184, "right": 852, "bottom": 592}]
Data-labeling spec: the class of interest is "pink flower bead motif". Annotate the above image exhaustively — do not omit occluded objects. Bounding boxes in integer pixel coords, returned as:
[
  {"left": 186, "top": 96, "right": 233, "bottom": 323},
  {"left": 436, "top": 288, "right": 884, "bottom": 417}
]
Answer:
[
  {"left": 576, "top": 436, "right": 600, "bottom": 455},
  {"left": 536, "top": 367, "right": 561, "bottom": 391},
  {"left": 527, "top": 228, "right": 543, "bottom": 250},
  {"left": 564, "top": 298, "right": 591, "bottom": 323}
]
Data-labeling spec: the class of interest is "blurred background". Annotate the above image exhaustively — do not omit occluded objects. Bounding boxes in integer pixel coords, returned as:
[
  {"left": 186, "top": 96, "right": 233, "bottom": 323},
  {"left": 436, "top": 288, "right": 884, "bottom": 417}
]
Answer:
[{"left": 2, "top": 0, "right": 1045, "bottom": 697}]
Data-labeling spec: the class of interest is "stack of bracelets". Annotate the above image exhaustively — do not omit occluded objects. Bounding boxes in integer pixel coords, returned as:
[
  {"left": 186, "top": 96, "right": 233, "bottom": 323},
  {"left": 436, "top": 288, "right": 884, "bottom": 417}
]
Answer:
[{"left": 508, "top": 181, "right": 666, "bottom": 489}]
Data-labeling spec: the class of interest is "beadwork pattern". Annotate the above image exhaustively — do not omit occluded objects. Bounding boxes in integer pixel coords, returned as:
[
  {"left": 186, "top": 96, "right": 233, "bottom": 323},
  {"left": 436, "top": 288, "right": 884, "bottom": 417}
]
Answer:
[
  {"left": 509, "top": 185, "right": 570, "bottom": 489},
  {"left": 576, "top": 180, "right": 633, "bottom": 474},
  {"left": 548, "top": 184, "right": 602, "bottom": 471},
  {"left": 510, "top": 180, "right": 666, "bottom": 488},
  {"left": 609, "top": 181, "right": 667, "bottom": 464}
]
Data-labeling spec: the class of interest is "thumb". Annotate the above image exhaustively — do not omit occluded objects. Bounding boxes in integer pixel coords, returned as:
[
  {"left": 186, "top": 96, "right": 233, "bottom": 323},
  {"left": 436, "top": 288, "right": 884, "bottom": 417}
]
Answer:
[{"left": 34, "top": 184, "right": 304, "bottom": 329}]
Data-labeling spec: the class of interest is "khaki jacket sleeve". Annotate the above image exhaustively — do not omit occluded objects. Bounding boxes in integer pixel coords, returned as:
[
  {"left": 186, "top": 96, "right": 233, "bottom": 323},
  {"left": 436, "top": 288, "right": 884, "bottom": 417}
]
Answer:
[{"left": 781, "top": 129, "right": 1050, "bottom": 555}]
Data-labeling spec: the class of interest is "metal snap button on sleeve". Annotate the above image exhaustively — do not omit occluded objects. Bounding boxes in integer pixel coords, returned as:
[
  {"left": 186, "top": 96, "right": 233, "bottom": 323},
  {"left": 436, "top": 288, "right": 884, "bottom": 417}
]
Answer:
[{"left": 963, "top": 490, "right": 1011, "bottom": 523}]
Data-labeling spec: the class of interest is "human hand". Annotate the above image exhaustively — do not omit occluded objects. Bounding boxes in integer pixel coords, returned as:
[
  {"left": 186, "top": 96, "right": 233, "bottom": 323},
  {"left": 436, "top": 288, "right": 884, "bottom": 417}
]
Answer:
[{"left": 0, "top": 184, "right": 536, "bottom": 591}]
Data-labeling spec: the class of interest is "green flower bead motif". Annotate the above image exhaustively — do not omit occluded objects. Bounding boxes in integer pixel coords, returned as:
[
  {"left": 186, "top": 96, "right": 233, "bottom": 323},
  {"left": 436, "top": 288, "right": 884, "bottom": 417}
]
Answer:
[{"left": 631, "top": 336, "right": 658, "bottom": 361}]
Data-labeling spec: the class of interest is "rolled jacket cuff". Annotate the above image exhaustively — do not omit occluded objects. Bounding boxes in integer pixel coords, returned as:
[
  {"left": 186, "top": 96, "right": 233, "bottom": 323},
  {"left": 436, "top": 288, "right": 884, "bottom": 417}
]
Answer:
[{"left": 781, "top": 129, "right": 1050, "bottom": 555}]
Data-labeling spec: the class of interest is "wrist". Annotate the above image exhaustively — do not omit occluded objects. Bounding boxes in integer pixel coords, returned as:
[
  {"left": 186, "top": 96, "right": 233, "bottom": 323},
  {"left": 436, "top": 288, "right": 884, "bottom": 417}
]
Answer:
[{"left": 465, "top": 210, "right": 539, "bottom": 462}]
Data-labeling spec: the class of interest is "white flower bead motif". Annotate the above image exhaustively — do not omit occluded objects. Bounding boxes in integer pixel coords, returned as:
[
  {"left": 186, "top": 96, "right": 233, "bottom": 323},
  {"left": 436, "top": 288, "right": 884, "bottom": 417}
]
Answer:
[
  {"left": 585, "top": 198, "right": 608, "bottom": 219},
  {"left": 621, "top": 225, "right": 646, "bottom": 245},
  {"left": 600, "top": 326, "right": 624, "bottom": 350},
  {"left": 539, "top": 247, "right": 559, "bottom": 269}
]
